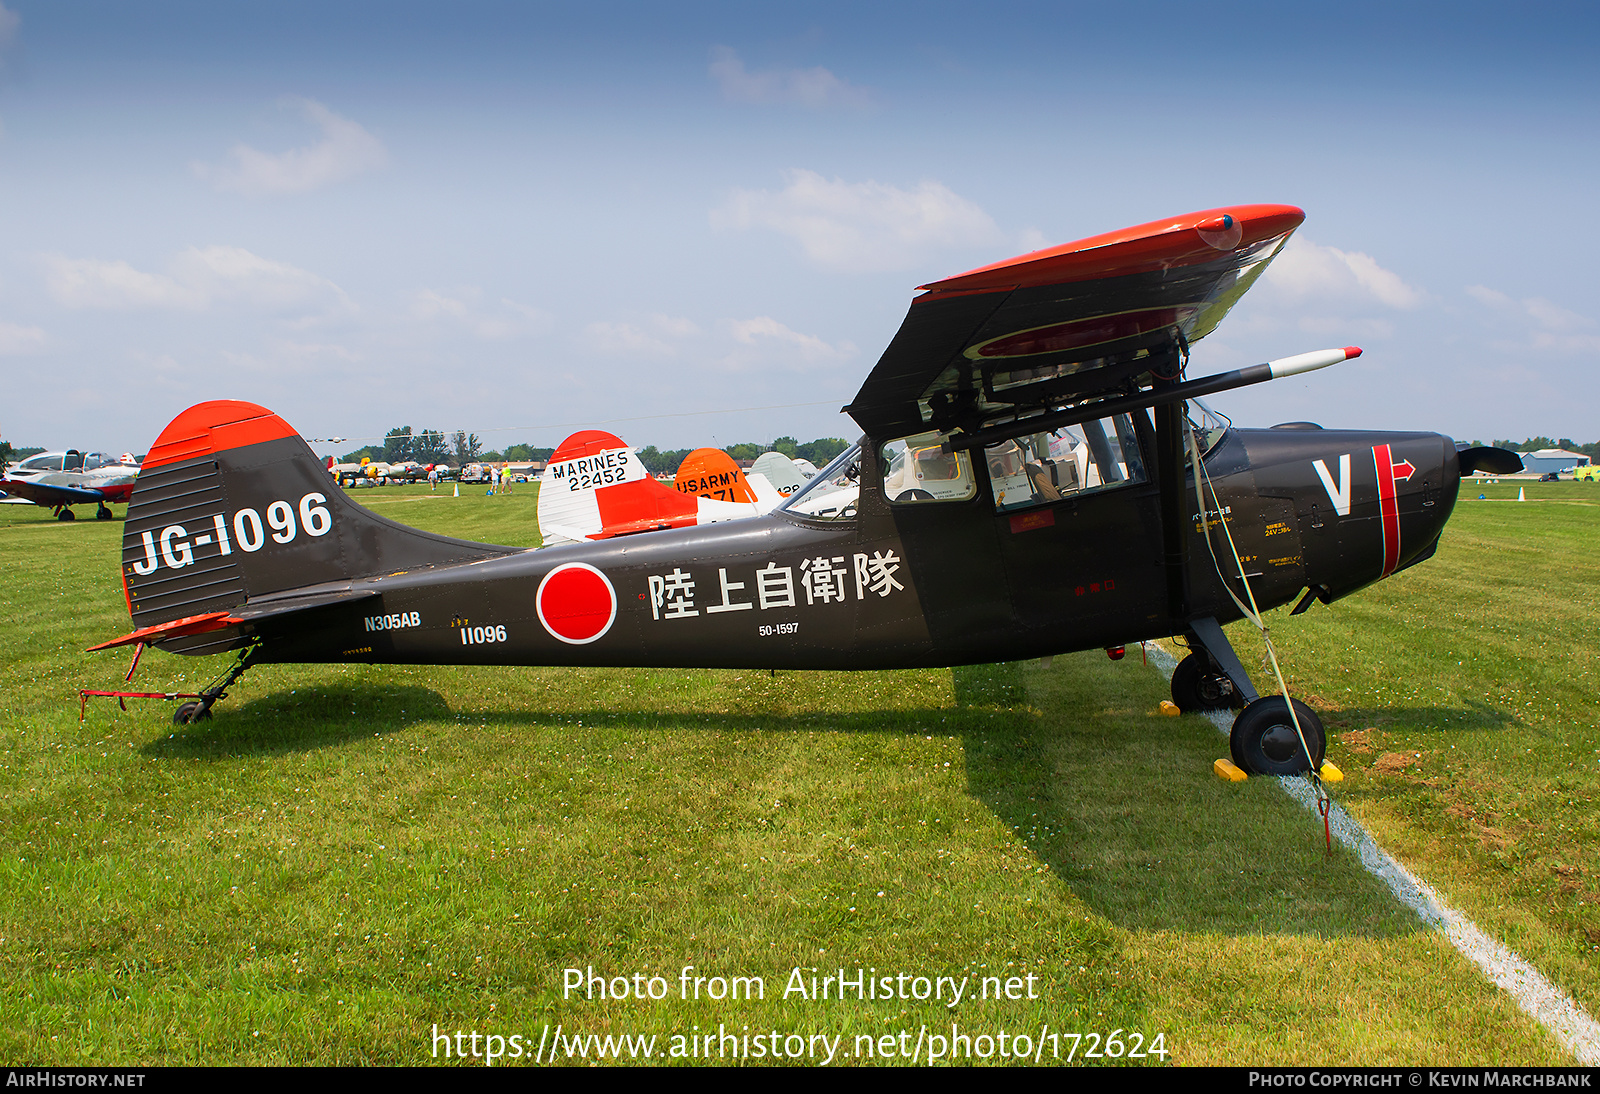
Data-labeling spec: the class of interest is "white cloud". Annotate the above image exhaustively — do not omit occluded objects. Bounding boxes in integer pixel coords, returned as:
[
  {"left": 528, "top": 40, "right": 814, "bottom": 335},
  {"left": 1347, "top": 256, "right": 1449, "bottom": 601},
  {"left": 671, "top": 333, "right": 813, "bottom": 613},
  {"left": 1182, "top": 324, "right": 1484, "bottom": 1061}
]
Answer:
[
  {"left": 0, "top": 321, "right": 45, "bottom": 355},
  {"left": 713, "top": 169, "right": 1002, "bottom": 272},
  {"left": 725, "top": 316, "right": 850, "bottom": 358},
  {"left": 45, "top": 257, "right": 206, "bottom": 310},
  {"left": 578, "top": 310, "right": 852, "bottom": 373},
  {"left": 194, "top": 98, "right": 389, "bottom": 197},
  {"left": 1016, "top": 227, "right": 1050, "bottom": 253},
  {"left": 173, "top": 246, "right": 349, "bottom": 311},
  {"left": 582, "top": 314, "right": 701, "bottom": 357},
  {"left": 709, "top": 46, "right": 868, "bottom": 108},
  {"left": 716, "top": 316, "right": 855, "bottom": 372},
  {"left": 45, "top": 247, "right": 349, "bottom": 316},
  {"left": 1260, "top": 237, "right": 1424, "bottom": 310},
  {"left": 409, "top": 288, "right": 553, "bottom": 340},
  {"left": 1466, "top": 284, "right": 1600, "bottom": 354}
]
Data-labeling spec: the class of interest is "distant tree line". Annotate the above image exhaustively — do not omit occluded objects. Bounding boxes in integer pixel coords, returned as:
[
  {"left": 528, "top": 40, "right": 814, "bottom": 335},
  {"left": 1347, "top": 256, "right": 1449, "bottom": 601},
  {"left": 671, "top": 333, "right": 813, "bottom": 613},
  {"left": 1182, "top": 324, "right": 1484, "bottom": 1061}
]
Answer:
[
  {"left": 1486, "top": 437, "right": 1600, "bottom": 461},
  {"left": 341, "top": 429, "right": 850, "bottom": 473}
]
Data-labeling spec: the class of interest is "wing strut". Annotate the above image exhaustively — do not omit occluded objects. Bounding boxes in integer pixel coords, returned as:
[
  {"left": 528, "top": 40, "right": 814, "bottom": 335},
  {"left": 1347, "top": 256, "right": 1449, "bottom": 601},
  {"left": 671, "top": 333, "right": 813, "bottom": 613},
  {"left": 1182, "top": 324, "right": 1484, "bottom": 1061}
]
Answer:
[{"left": 1145, "top": 341, "right": 1191, "bottom": 620}]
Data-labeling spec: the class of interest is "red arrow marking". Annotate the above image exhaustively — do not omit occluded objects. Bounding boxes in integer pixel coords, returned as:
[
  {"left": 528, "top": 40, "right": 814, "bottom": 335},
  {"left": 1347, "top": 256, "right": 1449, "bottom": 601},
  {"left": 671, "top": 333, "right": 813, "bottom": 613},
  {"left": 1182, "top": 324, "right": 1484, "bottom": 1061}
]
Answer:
[{"left": 1391, "top": 458, "right": 1416, "bottom": 482}]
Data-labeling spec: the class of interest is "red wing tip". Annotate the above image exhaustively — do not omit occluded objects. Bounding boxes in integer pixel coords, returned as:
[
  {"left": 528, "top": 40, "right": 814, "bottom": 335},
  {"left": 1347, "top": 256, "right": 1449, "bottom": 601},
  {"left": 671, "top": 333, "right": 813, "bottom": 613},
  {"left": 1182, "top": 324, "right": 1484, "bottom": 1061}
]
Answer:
[
  {"left": 920, "top": 203, "right": 1305, "bottom": 295},
  {"left": 1344, "top": 346, "right": 1363, "bottom": 359}
]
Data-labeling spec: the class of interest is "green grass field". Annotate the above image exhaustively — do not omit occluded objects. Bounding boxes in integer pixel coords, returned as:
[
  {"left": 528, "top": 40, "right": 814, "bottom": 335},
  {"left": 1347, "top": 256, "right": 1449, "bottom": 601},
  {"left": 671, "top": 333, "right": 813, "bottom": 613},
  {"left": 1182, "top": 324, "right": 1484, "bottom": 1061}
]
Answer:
[{"left": 0, "top": 479, "right": 1592, "bottom": 1065}]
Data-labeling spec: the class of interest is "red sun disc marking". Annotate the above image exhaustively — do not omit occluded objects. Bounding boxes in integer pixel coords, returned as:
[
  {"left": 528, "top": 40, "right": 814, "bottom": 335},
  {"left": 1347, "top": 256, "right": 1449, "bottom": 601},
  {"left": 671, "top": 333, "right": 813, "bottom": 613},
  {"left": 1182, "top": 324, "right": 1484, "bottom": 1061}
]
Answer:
[{"left": 536, "top": 564, "right": 617, "bottom": 645}]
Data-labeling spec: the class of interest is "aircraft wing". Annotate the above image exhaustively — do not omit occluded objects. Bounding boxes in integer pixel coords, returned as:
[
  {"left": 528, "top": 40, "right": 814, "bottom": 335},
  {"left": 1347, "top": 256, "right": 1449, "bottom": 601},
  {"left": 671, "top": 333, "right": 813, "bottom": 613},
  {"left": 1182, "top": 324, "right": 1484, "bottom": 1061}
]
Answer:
[
  {"left": 844, "top": 204, "right": 1305, "bottom": 438},
  {"left": 0, "top": 478, "right": 112, "bottom": 507}
]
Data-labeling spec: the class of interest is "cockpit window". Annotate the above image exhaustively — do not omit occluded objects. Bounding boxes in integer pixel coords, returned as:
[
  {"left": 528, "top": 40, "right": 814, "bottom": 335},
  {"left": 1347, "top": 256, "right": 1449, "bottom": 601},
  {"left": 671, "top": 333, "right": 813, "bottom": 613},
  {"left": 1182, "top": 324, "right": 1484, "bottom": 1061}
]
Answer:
[
  {"left": 18, "top": 453, "right": 64, "bottom": 472},
  {"left": 881, "top": 432, "right": 977, "bottom": 504},
  {"left": 986, "top": 413, "right": 1148, "bottom": 511},
  {"left": 777, "top": 443, "right": 861, "bottom": 521}
]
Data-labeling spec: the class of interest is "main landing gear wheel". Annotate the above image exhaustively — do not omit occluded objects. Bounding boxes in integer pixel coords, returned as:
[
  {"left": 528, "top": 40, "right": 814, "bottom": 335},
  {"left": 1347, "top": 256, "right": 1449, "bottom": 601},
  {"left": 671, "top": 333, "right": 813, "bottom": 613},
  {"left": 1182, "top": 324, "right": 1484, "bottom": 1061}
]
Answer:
[
  {"left": 173, "top": 702, "right": 213, "bottom": 726},
  {"left": 1229, "top": 697, "right": 1324, "bottom": 776},
  {"left": 96, "top": 504, "right": 114, "bottom": 520},
  {"left": 1170, "top": 653, "right": 1243, "bottom": 712},
  {"left": 57, "top": 508, "right": 75, "bottom": 521}
]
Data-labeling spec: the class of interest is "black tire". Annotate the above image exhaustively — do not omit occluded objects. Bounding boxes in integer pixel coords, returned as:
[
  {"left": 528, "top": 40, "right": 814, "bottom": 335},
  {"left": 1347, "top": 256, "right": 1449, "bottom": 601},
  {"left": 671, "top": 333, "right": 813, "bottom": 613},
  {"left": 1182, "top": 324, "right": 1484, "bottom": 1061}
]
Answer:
[
  {"left": 1170, "top": 653, "right": 1242, "bottom": 712},
  {"left": 96, "top": 505, "right": 114, "bottom": 520},
  {"left": 172, "top": 702, "right": 212, "bottom": 726},
  {"left": 57, "top": 508, "right": 75, "bottom": 521},
  {"left": 1230, "top": 697, "right": 1324, "bottom": 775}
]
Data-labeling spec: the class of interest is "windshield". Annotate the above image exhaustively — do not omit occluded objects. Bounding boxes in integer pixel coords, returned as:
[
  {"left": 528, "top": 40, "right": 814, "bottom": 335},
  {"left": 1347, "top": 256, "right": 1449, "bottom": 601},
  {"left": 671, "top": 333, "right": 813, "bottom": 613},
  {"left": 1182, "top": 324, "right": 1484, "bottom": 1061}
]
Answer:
[
  {"left": 776, "top": 443, "right": 861, "bottom": 521},
  {"left": 1188, "top": 397, "right": 1232, "bottom": 459}
]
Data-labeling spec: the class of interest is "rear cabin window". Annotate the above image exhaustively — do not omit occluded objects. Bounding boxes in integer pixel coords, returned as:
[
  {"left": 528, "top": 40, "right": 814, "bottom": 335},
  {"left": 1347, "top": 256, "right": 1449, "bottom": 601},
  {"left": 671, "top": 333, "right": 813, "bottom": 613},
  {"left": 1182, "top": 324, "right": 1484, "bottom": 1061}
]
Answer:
[
  {"left": 881, "top": 433, "right": 977, "bottom": 504},
  {"left": 985, "top": 414, "right": 1147, "bottom": 511}
]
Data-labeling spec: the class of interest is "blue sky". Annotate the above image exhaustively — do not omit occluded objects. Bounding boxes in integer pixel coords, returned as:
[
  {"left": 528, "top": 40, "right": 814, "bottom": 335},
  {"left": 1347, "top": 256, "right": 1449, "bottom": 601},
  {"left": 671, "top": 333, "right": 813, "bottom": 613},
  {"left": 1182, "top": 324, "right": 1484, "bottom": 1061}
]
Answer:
[{"left": 3, "top": 1, "right": 1597, "bottom": 457}]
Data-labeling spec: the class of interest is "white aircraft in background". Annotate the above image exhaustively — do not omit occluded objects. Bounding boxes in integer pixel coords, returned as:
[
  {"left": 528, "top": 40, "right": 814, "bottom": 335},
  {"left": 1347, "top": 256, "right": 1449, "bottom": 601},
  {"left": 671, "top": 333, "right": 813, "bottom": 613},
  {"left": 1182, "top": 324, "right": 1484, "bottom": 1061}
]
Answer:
[{"left": 1, "top": 450, "right": 141, "bottom": 520}]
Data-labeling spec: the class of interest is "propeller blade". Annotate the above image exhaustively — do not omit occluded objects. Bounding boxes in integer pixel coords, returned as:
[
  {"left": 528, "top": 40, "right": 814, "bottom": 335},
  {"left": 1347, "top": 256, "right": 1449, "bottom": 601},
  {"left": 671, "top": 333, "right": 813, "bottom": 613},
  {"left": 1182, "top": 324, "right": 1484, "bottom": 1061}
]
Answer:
[{"left": 1455, "top": 445, "right": 1524, "bottom": 475}]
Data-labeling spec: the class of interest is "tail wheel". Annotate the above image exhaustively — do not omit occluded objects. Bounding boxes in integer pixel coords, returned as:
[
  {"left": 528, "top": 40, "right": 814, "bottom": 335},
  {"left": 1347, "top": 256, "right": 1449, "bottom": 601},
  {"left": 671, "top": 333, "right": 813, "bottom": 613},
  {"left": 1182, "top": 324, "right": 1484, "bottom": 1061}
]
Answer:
[
  {"left": 1230, "top": 697, "right": 1324, "bottom": 775},
  {"left": 173, "top": 702, "right": 213, "bottom": 726},
  {"left": 1171, "top": 652, "right": 1243, "bottom": 712}
]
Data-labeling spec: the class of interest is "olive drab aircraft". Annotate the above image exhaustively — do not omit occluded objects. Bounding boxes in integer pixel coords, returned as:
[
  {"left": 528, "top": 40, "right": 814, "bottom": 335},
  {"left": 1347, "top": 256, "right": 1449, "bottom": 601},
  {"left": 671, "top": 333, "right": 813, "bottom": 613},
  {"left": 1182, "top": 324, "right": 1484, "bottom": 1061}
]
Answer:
[{"left": 89, "top": 204, "right": 1520, "bottom": 774}]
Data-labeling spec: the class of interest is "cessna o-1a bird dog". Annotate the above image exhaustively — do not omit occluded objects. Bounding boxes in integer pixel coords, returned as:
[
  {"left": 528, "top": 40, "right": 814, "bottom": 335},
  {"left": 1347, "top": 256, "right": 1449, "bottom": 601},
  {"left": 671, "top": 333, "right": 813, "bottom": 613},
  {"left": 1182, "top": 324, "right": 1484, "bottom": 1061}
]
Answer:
[{"left": 91, "top": 204, "right": 1518, "bottom": 774}]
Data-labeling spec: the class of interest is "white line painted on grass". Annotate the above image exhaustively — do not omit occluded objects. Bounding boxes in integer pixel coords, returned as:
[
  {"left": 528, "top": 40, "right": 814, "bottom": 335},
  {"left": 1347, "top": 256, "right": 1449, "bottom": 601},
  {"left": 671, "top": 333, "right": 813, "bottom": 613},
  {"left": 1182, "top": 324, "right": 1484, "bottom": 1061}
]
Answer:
[{"left": 1144, "top": 643, "right": 1600, "bottom": 1065}]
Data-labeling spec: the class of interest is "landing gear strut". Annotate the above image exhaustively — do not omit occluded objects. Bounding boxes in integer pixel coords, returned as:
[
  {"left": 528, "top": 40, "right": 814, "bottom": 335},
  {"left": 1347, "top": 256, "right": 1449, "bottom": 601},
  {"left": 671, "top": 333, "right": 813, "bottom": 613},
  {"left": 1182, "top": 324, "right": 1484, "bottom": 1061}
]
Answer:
[
  {"left": 171, "top": 645, "right": 257, "bottom": 725},
  {"left": 1181, "top": 615, "right": 1322, "bottom": 775}
]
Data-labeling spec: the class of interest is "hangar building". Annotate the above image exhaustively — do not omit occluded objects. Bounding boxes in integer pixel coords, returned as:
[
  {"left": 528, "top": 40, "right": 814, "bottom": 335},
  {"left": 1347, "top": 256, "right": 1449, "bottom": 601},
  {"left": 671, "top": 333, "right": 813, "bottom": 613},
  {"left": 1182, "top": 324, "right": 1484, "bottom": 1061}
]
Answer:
[{"left": 1519, "top": 449, "right": 1593, "bottom": 475}]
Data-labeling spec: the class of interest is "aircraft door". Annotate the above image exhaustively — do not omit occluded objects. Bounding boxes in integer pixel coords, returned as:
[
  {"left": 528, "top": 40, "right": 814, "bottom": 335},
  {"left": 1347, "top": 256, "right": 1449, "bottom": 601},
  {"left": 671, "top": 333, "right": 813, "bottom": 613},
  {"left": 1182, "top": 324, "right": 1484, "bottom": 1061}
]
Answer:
[
  {"left": 878, "top": 433, "right": 1016, "bottom": 654},
  {"left": 984, "top": 414, "right": 1165, "bottom": 651}
]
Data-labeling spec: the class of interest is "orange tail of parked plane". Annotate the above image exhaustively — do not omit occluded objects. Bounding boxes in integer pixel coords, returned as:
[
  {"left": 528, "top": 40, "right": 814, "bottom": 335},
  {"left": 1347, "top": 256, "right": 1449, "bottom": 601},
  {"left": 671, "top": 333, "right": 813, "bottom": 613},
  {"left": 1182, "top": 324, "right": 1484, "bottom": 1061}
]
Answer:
[
  {"left": 673, "top": 448, "right": 758, "bottom": 503},
  {"left": 535, "top": 431, "right": 778, "bottom": 546}
]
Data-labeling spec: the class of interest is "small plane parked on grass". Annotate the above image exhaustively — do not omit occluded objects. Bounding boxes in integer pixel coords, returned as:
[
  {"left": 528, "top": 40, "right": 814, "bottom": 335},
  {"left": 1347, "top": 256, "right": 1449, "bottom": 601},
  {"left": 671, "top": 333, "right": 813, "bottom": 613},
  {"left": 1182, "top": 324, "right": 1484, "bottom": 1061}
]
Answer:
[
  {"left": 1, "top": 450, "right": 140, "bottom": 520},
  {"left": 89, "top": 204, "right": 1519, "bottom": 776}
]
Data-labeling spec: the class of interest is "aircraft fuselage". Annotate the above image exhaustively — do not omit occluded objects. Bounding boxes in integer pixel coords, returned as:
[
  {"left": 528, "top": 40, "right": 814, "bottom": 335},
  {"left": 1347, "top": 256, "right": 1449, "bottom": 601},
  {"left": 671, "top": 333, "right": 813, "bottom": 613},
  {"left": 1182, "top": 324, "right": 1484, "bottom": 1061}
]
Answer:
[{"left": 231, "top": 424, "right": 1459, "bottom": 670}]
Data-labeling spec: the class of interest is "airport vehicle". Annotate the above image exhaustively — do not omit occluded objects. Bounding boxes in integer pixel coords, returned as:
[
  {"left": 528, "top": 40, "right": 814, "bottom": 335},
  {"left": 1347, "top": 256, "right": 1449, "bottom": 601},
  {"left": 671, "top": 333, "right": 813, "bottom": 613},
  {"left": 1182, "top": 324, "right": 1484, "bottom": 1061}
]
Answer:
[
  {"left": 1, "top": 450, "right": 140, "bottom": 519},
  {"left": 89, "top": 204, "right": 1519, "bottom": 774}
]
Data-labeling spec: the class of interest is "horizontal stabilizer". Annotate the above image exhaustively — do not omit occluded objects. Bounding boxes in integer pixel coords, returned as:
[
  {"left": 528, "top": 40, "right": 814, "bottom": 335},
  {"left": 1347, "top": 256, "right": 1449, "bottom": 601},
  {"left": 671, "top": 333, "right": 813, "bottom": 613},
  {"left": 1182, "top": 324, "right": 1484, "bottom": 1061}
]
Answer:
[
  {"left": 230, "top": 587, "right": 380, "bottom": 623},
  {"left": 88, "top": 611, "right": 241, "bottom": 651}
]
